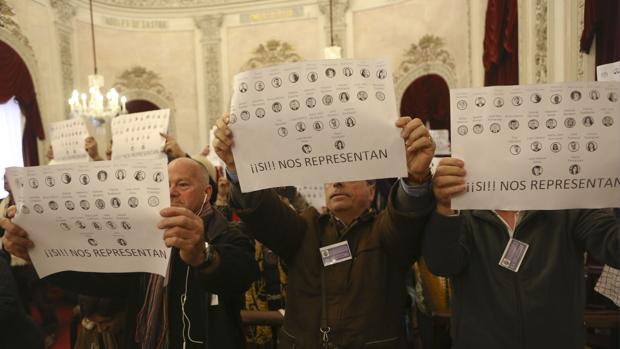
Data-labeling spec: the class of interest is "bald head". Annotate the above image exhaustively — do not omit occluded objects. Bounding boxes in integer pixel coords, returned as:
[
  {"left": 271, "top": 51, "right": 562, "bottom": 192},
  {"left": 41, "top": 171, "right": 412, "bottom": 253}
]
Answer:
[
  {"left": 169, "top": 158, "right": 210, "bottom": 187},
  {"left": 168, "top": 157, "right": 212, "bottom": 212}
]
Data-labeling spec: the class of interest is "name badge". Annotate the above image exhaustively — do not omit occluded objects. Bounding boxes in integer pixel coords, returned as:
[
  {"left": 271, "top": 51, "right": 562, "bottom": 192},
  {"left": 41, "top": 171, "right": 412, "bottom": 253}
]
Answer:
[
  {"left": 499, "top": 238, "right": 529, "bottom": 272},
  {"left": 210, "top": 294, "right": 219, "bottom": 306},
  {"left": 319, "top": 241, "right": 352, "bottom": 266}
]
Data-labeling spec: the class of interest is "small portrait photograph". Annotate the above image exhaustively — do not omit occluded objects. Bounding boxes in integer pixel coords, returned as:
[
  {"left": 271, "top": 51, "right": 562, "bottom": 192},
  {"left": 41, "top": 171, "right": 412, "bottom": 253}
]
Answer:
[
  {"left": 153, "top": 171, "right": 164, "bottom": 183},
  {"left": 33, "top": 204, "right": 44, "bottom": 214},
  {"left": 76, "top": 220, "right": 86, "bottom": 230},
  {"left": 255, "top": 108, "right": 266, "bottom": 118},
  {"left": 306, "top": 97, "right": 316, "bottom": 108},
  {"left": 272, "top": 102, "right": 282, "bottom": 113},
  {"left": 59, "top": 223, "right": 70, "bottom": 231},
  {"left": 343, "top": 67, "right": 353, "bottom": 77},
  {"left": 229, "top": 113, "right": 237, "bottom": 124},
  {"left": 307, "top": 71, "right": 318, "bottom": 82},
  {"left": 509, "top": 144, "right": 521, "bottom": 155},
  {"left": 334, "top": 140, "right": 345, "bottom": 150},
  {"left": 586, "top": 141, "right": 598, "bottom": 152},
  {"left": 473, "top": 124, "right": 484, "bottom": 134},
  {"left": 512, "top": 96, "right": 523, "bottom": 106},
  {"left": 61, "top": 173, "right": 72, "bottom": 184},
  {"left": 582, "top": 116, "right": 594, "bottom": 127},
  {"left": 569, "top": 164, "right": 581, "bottom": 175},
  {"left": 289, "top": 99, "right": 300, "bottom": 111},
  {"left": 608, "top": 92, "right": 618, "bottom": 102},
  {"left": 457, "top": 125, "right": 468, "bottom": 136},
  {"left": 121, "top": 221, "right": 132, "bottom": 230},
  {"left": 87, "top": 238, "right": 98, "bottom": 246},
  {"left": 590, "top": 90, "right": 600, "bottom": 100},
  {"left": 80, "top": 200, "right": 90, "bottom": 210},
  {"left": 322, "top": 94, "right": 333, "bottom": 106},
  {"left": 92, "top": 222, "right": 102, "bottom": 230},
  {"left": 65, "top": 200, "right": 75, "bottom": 211},
  {"left": 79, "top": 174, "right": 90, "bottom": 185},
  {"left": 550, "top": 94, "right": 562, "bottom": 105},
  {"left": 376, "top": 69, "right": 387, "bottom": 79},
  {"left": 117, "top": 238, "right": 128, "bottom": 247},
  {"left": 95, "top": 199, "right": 105, "bottom": 209},
  {"left": 289, "top": 72, "right": 300, "bottom": 83},
  {"left": 295, "top": 122, "right": 306, "bottom": 133},
  {"left": 361, "top": 68, "right": 371, "bottom": 78},
  {"left": 531, "top": 165, "right": 543, "bottom": 176},
  {"left": 313, "top": 121, "right": 324, "bottom": 131},
  {"left": 325, "top": 68, "right": 336, "bottom": 78},
  {"left": 376, "top": 91, "right": 386, "bottom": 101},
  {"left": 508, "top": 119, "right": 519, "bottom": 130},
  {"left": 528, "top": 119, "right": 539, "bottom": 130},
  {"left": 18, "top": 205, "right": 28, "bottom": 215},
  {"left": 240, "top": 110, "right": 250, "bottom": 121},
  {"left": 106, "top": 221, "right": 117, "bottom": 229},
  {"left": 456, "top": 100, "right": 468, "bottom": 110},
  {"left": 546, "top": 118, "right": 557, "bottom": 129},
  {"left": 29, "top": 178, "right": 39, "bottom": 189},
  {"left": 128, "top": 197, "right": 139, "bottom": 208},
  {"left": 134, "top": 170, "right": 146, "bottom": 181},
  {"left": 255, "top": 81, "right": 265, "bottom": 92},
  {"left": 45, "top": 176, "right": 55, "bottom": 187},
  {"left": 602, "top": 116, "right": 614, "bottom": 127},
  {"left": 490, "top": 122, "right": 501, "bottom": 133},
  {"left": 110, "top": 197, "right": 121, "bottom": 208},
  {"left": 475, "top": 97, "right": 486, "bottom": 107},
  {"left": 550, "top": 142, "right": 561, "bottom": 153},
  {"left": 357, "top": 91, "right": 368, "bottom": 101},
  {"left": 277, "top": 127, "right": 288, "bottom": 137},
  {"left": 493, "top": 97, "right": 504, "bottom": 108},
  {"left": 239, "top": 82, "right": 248, "bottom": 93},
  {"left": 339, "top": 92, "right": 350, "bottom": 103},
  {"left": 564, "top": 117, "right": 576, "bottom": 128},
  {"left": 97, "top": 170, "right": 108, "bottom": 182},
  {"left": 345, "top": 117, "right": 357, "bottom": 128},
  {"left": 329, "top": 118, "right": 340, "bottom": 129},
  {"left": 570, "top": 90, "right": 582, "bottom": 101},
  {"left": 530, "top": 93, "right": 542, "bottom": 103},
  {"left": 271, "top": 77, "right": 282, "bottom": 88},
  {"left": 48, "top": 201, "right": 59, "bottom": 210},
  {"left": 301, "top": 144, "right": 312, "bottom": 154},
  {"left": 568, "top": 141, "right": 579, "bottom": 152},
  {"left": 530, "top": 141, "right": 542, "bottom": 152},
  {"left": 115, "top": 169, "right": 126, "bottom": 180},
  {"left": 148, "top": 196, "right": 160, "bottom": 207}
]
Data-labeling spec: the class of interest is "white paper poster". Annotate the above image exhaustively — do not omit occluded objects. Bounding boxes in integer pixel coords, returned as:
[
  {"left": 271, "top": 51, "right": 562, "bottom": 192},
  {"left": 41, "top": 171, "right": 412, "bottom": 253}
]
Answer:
[
  {"left": 450, "top": 81, "right": 620, "bottom": 210},
  {"left": 597, "top": 61, "right": 620, "bottom": 82},
  {"left": 429, "top": 129, "right": 450, "bottom": 155},
  {"left": 111, "top": 109, "right": 170, "bottom": 160},
  {"left": 296, "top": 185, "right": 326, "bottom": 210},
  {"left": 49, "top": 118, "right": 90, "bottom": 164},
  {"left": 229, "top": 59, "right": 407, "bottom": 192},
  {"left": 5, "top": 158, "right": 171, "bottom": 278}
]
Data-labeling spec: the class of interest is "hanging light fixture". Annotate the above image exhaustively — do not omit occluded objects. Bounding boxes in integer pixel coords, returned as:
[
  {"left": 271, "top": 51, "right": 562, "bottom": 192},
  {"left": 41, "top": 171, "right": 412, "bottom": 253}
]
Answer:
[
  {"left": 67, "top": 0, "right": 126, "bottom": 118},
  {"left": 324, "top": 0, "right": 342, "bottom": 59}
]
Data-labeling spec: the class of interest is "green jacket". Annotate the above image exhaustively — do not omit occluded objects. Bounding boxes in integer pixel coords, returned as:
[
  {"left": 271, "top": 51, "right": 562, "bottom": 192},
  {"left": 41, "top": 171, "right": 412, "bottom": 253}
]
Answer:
[
  {"left": 231, "top": 182, "right": 433, "bottom": 349},
  {"left": 423, "top": 209, "right": 620, "bottom": 349}
]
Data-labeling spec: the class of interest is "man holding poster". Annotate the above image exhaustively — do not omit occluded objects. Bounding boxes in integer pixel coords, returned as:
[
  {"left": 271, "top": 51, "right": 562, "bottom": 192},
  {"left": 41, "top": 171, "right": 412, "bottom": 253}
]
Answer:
[
  {"left": 214, "top": 114, "right": 435, "bottom": 348},
  {"left": 423, "top": 157, "right": 619, "bottom": 349}
]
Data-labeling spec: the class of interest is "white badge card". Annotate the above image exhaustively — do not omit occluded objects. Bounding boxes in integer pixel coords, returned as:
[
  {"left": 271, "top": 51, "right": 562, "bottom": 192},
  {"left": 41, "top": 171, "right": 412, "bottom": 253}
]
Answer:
[
  {"left": 111, "top": 109, "right": 170, "bottom": 160},
  {"left": 5, "top": 158, "right": 171, "bottom": 278},
  {"left": 450, "top": 81, "right": 620, "bottom": 210},
  {"left": 49, "top": 118, "right": 90, "bottom": 164},
  {"left": 320, "top": 240, "right": 352, "bottom": 267},
  {"left": 229, "top": 59, "right": 408, "bottom": 192},
  {"left": 499, "top": 238, "right": 529, "bottom": 272},
  {"left": 597, "top": 61, "right": 620, "bottom": 82},
  {"left": 296, "top": 184, "right": 326, "bottom": 211}
]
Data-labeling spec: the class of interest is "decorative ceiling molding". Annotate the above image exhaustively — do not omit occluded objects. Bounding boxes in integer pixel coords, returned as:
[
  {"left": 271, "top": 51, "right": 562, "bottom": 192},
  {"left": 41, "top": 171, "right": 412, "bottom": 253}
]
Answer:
[
  {"left": 93, "top": 0, "right": 258, "bottom": 9},
  {"left": 113, "top": 66, "right": 174, "bottom": 103},
  {"left": 394, "top": 34, "right": 456, "bottom": 81},
  {"left": 240, "top": 40, "right": 303, "bottom": 71},
  {"left": 51, "top": 0, "right": 77, "bottom": 24},
  {"left": 0, "top": 0, "right": 33, "bottom": 49}
]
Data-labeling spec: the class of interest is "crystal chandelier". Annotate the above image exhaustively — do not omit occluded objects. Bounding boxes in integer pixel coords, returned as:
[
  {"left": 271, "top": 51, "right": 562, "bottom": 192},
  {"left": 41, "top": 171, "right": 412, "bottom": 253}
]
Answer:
[
  {"left": 67, "top": 0, "right": 126, "bottom": 118},
  {"left": 324, "top": 0, "right": 342, "bottom": 59}
]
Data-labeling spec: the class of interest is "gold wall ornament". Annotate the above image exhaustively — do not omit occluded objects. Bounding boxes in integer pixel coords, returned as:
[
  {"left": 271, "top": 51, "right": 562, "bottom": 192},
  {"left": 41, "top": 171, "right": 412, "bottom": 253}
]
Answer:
[
  {"left": 0, "top": 0, "right": 32, "bottom": 49},
  {"left": 240, "top": 40, "right": 303, "bottom": 71},
  {"left": 394, "top": 34, "right": 456, "bottom": 81},
  {"left": 113, "top": 66, "right": 173, "bottom": 103}
]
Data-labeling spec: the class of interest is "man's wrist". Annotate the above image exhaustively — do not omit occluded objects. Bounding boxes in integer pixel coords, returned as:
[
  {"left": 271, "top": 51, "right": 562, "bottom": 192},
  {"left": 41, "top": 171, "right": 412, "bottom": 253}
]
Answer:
[{"left": 407, "top": 168, "right": 432, "bottom": 185}]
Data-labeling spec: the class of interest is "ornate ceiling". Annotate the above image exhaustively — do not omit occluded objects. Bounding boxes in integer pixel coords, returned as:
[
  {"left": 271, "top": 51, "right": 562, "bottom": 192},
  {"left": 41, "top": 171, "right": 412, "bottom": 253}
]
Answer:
[{"left": 92, "top": 0, "right": 262, "bottom": 9}]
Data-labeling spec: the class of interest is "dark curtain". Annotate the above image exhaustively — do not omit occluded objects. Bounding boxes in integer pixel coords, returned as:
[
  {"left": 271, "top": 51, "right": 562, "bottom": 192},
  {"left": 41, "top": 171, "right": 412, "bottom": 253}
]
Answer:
[
  {"left": 126, "top": 99, "right": 159, "bottom": 114},
  {"left": 483, "top": 0, "right": 519, "bottom": 86},
  {"left": 400, "top": 74, "right": 450, "bottom": 132},
  {"left": 580, "top": 0, "right": 620, "bottom": 74},
  {"left": 0, "top": 40, "right": 44, "bottom": 166}
]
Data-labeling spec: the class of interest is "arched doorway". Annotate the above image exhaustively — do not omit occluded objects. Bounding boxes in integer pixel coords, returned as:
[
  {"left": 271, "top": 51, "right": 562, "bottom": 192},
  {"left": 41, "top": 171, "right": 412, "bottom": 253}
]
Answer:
[
  {"left": 399, "top": 74, "right": 451, "bottom": 132},
  {"left": 126, "top": 99, "right": 160, "bottom": 114}
]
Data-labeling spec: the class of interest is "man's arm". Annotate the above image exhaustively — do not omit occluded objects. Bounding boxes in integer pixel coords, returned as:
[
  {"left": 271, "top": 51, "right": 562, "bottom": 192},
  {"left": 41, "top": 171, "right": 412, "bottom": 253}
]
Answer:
[{"left": 573, "top": 209, "right": 620, "bottom": 268}]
